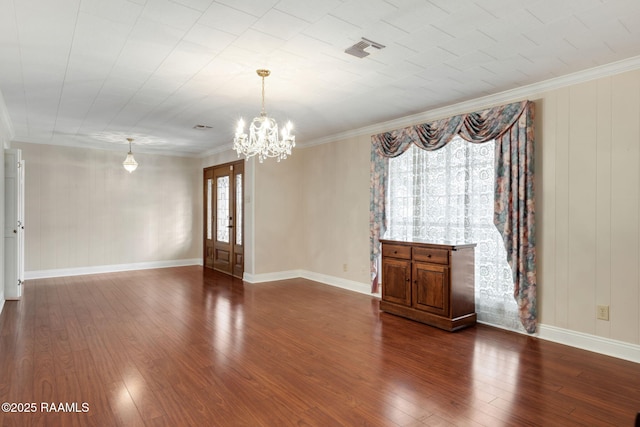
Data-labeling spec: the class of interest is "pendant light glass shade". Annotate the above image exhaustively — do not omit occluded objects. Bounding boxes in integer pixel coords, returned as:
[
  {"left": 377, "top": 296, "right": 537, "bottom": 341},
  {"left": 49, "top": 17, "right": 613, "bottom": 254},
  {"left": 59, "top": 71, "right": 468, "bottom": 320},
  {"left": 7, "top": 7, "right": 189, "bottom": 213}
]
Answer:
[{"left": 123, "top": 138, "right": 138, "bottom": 173}]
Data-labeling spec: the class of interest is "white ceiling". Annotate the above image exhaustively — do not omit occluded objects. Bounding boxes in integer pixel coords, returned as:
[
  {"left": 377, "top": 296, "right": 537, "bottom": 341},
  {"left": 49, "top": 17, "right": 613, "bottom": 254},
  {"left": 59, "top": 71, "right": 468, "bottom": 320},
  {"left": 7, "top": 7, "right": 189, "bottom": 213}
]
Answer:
[{"left": 1, "top": 0, "right": 639, "bottom": 157}]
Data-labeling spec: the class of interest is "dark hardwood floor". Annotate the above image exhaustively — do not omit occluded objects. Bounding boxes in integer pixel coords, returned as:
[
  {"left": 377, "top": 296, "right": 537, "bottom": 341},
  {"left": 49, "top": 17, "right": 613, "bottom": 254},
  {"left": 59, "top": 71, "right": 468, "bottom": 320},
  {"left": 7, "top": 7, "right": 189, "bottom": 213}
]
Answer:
[{"left": 0, "top": 266, "right": 639, "bottom": 426}]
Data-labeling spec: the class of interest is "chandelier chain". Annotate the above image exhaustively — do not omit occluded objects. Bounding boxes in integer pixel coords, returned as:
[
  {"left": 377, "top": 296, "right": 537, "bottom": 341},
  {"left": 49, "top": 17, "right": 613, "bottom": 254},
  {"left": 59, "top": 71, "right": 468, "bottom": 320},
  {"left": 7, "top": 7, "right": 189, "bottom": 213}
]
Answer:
[
  {"left": 261, "top": 74, "right": 266, "bottom": 116},
  {"left": 123, "top": 137, "right": 138, "bottom": 172}
]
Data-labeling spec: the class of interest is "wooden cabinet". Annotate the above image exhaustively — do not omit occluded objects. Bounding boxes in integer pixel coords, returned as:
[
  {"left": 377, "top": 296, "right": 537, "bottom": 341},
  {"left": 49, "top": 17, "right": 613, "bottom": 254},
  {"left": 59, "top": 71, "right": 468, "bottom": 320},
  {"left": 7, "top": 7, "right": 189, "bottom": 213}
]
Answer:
[{"left": 379, "top": 239, "right": 476, "bottom": 331}]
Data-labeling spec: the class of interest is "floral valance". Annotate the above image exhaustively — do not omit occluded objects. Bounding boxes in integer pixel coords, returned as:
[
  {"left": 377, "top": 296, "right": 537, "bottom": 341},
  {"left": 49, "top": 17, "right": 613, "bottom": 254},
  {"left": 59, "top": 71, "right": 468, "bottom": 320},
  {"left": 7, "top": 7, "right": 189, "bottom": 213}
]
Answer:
[{"left": 372, "top": 100, "right": 529, "bottom": 155}]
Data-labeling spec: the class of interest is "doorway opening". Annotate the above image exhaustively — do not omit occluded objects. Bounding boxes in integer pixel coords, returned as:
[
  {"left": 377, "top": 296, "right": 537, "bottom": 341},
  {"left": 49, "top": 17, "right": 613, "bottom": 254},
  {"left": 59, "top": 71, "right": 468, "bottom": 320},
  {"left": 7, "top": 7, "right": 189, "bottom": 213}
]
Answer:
[{"left": 203, "top": 161, "right": 244, "bottom": 278}]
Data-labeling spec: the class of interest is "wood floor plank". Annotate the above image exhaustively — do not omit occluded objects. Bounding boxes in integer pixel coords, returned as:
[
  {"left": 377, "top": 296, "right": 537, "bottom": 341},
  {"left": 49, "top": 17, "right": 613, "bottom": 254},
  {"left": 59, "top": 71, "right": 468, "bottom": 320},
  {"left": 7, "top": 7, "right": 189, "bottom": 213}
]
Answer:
[{"left": 0, "top": 266, "right": 639, "bottom": 426}]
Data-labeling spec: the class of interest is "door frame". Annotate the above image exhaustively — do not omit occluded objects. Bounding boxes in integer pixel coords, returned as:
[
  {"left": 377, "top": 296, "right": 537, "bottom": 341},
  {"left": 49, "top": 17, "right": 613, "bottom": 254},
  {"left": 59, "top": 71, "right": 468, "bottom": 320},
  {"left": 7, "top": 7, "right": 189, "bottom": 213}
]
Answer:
[
  {"left": 203, "top": 160, "right": 244, "bottom": 278},
  {"left": 4, "top": 148, "right": 25, "bottom": 300}
]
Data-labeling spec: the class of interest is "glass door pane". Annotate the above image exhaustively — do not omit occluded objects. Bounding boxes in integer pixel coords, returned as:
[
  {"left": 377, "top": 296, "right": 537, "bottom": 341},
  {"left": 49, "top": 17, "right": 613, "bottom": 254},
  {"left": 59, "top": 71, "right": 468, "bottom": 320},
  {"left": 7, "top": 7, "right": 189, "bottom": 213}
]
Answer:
[
  {"left": 236, "top": 173, "right": 243, "bottom": 246},
  {"left": 216, "top": 176, "right": 230, "bottom": 243},
  {"left": 207, "top": 178, "right": 213, "bottom": 240}
]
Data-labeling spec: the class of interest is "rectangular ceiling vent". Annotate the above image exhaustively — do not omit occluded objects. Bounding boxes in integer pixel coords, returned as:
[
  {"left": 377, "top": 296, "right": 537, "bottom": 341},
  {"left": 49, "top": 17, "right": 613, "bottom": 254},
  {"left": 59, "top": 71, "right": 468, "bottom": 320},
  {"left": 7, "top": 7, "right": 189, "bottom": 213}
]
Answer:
[{"left": 345, "top": 37, "right": 385, "bottom": 58}]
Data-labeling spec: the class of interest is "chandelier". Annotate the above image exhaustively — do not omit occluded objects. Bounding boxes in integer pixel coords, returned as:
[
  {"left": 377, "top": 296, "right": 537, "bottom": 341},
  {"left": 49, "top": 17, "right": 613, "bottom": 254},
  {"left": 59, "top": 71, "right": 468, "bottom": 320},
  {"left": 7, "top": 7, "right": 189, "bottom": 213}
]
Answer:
[
  {"left": 122, "top": 137, "right": 138, "bottom": 173},
  {"left": 233, "top": 69, "right": 295, "bottom": 162}
]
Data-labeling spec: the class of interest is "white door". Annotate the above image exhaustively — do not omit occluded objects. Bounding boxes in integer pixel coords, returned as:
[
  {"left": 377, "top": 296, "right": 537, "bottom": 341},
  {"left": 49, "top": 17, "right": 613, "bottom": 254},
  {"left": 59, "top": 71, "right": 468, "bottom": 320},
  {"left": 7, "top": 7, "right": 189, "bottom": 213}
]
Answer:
[{"left": 4, "top": 149, "right": 24, "bottom": 300}]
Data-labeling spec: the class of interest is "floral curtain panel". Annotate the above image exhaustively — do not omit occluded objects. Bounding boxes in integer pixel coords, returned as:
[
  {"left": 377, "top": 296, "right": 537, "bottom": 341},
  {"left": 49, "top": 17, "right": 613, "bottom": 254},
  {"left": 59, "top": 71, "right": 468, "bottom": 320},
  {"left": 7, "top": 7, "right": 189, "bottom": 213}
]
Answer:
[{"left": 370, "top": 100, "right": 536, "bottom": 333}]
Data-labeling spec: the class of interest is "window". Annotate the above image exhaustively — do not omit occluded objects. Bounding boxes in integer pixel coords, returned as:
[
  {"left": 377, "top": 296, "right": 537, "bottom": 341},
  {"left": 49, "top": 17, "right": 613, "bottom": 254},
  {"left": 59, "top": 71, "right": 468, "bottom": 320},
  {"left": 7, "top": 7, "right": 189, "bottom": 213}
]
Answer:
[{"left": 387, "top": 137, "right": 522, "bottom": 331}]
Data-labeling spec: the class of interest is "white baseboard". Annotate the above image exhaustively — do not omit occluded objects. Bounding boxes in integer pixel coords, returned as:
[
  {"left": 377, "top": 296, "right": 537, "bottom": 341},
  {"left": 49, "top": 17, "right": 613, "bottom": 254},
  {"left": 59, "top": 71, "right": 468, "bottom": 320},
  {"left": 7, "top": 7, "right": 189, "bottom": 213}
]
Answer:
[
  {"left": 537, "top": 324, "right": 640, "bottom": 364},
  {"left": 22, "top": 263, "right": 640, "bottom": 364},
  {"left": 300, "top": 271, "right": 373, "bottom": 295},
  {"left": 242, "top": 269, "right": 304, "bottom": 284},
  {"left": 24, "top": 258, "right": 203, "bottom": 280},
  {"left": 244, "top": 270, "right": 640, "bottom": 364},
  {"left": 0, "top": 298, "right": 4, "bottom": 315},
  {"left": 243, "top": 269, "right": 373, "bottom": 296}
]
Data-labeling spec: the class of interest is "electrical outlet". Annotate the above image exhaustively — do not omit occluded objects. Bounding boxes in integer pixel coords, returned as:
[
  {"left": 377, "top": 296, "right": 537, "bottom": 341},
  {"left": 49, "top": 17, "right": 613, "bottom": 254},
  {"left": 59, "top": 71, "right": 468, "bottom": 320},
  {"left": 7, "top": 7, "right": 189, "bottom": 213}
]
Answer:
[
  {"left": 342, "top": 263, "right": 348, "bottom": 272},
  {"left": 597, "top": 305, "right": 609, "bottom": 321}
]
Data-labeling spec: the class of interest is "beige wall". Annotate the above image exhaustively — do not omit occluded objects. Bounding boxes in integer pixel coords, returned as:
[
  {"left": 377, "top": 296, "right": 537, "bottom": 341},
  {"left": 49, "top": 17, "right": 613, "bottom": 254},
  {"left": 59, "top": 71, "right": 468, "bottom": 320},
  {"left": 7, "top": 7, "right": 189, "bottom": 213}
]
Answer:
[
  {"left": 15, "top": 142, "right": 201, "bottom": 272},
  {"left": 279, "top": 68, "right": 640, "bottom": 346},
  {"left": 536, "top": 69, "right": 640, "bottom": 344},
  {"left": 299, "top": 136, "right": 372, "bottom": 284},
  {"left": 11, "top": 67, "right": 638, "bottom": 347},
  {"left": 203, "top": 137, "right": 371, "bottom": 280},
  {"left": 202, "top": 150, "right": 305, "bottom": 276},
  {"left": 253, "top": 155, "right": 304, "bottom": 274}
]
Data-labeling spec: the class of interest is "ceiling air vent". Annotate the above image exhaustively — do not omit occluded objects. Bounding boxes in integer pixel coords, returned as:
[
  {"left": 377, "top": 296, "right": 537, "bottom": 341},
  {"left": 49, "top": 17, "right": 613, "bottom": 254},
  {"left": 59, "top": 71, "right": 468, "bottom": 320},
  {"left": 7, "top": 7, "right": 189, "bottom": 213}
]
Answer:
[
  {"left": 344, "top": 37, "right": 386, "bottom": 58},
  {"left": 193, "top": 124, "right": 212, "bottom": 130}
]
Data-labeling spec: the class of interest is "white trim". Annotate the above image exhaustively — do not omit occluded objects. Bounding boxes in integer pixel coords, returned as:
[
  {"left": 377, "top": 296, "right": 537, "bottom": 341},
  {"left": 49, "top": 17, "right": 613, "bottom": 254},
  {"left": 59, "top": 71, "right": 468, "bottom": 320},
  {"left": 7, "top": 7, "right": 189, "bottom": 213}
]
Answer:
[
  {"left": 21, "top": 261, "right": 640, "bottom": 364},
  {"left": 0, "top": 299, "right": 4, "bottom": 315},
  {"left": 477, "top": 319, "right": 524, "bottom": 335},
  {"left": 12, "top": 137, "right": 199, "bottom": 158},
  {"left": 300, "top": 271, "right": 373, "bottom": 296},
  {"left": 244, "top": 271, "right": 640, "bottom": 364},
  {"left": 464, "top": 321, "right": 640, "bottom": 365},
  {"left": 247, "top": 157, "right": 256, "bottom": 276},
  {"left": 243, "top": 269, "right": 373, "bottom": 295},
  {"left": 24, "top": 258, "right": 202, "bottom": 280},
  {"left": 199, "top": 143, "right": 234, "bottom": 159},
  {"left": 537, "top": 324, "right": 640, "bottom": 364},
  {"left": 299, "top": 55, "right": 640, "bottom": 148},
  {"left": 243, "top": 269, "right": 303, "bottom": 283}
]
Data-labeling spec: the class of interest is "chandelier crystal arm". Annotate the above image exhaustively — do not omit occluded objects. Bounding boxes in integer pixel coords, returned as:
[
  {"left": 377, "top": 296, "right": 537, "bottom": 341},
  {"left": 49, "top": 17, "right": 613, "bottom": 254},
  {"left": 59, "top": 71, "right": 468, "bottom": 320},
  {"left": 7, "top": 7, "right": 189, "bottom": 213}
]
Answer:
[{"left": 233, "top": 69, "right": 295, "bottom": 163}]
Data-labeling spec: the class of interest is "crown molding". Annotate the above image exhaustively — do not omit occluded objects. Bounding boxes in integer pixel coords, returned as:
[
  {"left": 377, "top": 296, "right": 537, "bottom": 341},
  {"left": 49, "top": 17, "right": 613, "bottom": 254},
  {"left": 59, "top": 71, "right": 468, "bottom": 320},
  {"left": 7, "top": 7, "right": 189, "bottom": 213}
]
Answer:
[
  {"left": 199, "top": 142, "right": 234, "bottom": 158},
  {"left": 7, "top": 55, "right": 640, "bottom": 156},
  {"left": 299, "top": 55, "right": 640, "bottom": 148},
  {"left": 12, "top": 136, "right": 200, "bottom": 158}
]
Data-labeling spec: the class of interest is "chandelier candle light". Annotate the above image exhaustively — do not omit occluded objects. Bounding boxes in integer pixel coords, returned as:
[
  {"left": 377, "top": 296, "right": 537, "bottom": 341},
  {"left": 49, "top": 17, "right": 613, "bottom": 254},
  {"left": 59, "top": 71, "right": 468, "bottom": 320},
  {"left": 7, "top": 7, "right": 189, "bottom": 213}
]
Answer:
[
  {"left": 123, "top": 137, "right": 138, "bottom": 173},
  {"left": 233, "top": 69, "right": 295, "bottom": 162}
]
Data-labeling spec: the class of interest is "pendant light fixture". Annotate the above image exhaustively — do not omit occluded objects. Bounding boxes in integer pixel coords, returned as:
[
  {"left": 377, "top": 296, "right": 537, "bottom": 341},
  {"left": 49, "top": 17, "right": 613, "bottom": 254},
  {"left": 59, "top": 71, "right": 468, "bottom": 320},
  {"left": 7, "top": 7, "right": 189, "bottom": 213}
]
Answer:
[
  {"left": 233, "top": 69, "right": 295, "bottom": 163},
  {"left": 123, "top": 137, "right": 138, "bottom": 173}
]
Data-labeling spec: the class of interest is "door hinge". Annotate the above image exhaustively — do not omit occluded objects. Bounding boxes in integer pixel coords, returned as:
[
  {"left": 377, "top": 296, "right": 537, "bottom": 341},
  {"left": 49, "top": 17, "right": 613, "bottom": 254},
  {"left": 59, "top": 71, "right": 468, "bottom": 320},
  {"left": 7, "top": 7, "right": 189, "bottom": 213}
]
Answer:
[{"left": 18, "top": 279, "right": 23, "bottom": 286}]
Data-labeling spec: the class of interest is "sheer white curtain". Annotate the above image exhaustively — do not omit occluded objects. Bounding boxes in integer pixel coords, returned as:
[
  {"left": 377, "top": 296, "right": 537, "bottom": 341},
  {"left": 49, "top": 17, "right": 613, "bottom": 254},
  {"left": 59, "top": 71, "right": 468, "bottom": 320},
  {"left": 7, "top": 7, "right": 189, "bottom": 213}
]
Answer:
[{"left": 386, "top": 137, "right": 523, "bottom": 331}]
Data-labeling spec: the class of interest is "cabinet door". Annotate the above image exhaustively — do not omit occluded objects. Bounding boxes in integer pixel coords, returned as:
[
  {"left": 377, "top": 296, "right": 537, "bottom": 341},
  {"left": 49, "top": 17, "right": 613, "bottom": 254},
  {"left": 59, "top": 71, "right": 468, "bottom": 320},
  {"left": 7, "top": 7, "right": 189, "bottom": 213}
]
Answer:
[
  {"left": 412, "top": 262, "right": 450, "bottom": 316},
  {"left": 382, "top": 258, "right": 411, "bottom": 306}
]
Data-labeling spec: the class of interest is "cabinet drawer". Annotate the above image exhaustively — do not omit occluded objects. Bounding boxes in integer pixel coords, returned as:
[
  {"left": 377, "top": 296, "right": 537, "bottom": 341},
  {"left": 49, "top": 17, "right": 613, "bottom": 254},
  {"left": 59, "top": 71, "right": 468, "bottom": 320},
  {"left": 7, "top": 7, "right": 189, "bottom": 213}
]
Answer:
[
  {"left": 382, "top": 244, "right": 411, "bottom": 259},
  {"left": 413, "top": 247, "right": 449, "bottom": 264}
]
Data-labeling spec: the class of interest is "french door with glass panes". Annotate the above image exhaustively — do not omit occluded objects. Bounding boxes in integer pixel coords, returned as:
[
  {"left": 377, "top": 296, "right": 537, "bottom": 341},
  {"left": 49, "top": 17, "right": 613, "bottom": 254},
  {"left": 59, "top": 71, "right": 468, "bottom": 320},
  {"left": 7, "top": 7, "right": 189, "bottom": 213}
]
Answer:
[{"left": 203, "top": 161, "right": 244, "bottom": 278}]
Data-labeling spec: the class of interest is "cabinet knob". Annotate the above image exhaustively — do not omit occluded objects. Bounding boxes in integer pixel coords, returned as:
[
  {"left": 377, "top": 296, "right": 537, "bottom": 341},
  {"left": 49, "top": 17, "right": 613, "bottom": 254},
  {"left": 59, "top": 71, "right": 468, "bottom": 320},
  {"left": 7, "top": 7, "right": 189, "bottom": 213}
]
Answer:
[{"left": 393, "top": 250, "right": 397, "bottom": 254}]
